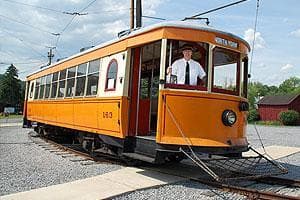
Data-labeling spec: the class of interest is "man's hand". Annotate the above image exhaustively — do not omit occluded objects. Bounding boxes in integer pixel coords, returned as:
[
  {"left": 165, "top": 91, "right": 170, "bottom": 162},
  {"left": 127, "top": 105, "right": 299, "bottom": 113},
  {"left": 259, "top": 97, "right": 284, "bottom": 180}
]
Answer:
[{"left": 167, "top": 66, "right": 172, "bottom": 75}]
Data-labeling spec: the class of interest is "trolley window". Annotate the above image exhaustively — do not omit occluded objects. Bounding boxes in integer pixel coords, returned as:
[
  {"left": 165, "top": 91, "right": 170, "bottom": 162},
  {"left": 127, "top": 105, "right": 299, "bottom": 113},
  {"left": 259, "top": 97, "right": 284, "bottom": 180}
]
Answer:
[
  {"left": 66, "top": 66, "right": 76, "bottom": 97},
  {"left": 29, "top": 82, "right": 34, "bottom": 99},
  {"left": 58, "top": 69, "right": 67, "bottom": 98},
  {"left": 105, "top": 59, "right": 118, "bottom": 91},
  {"left": 86, "top": 59, "right": 100, "bottom": 96},
  {"left": 44, "top": 74, "right": 52, "bottom": 98},
  {"left": 212, "top": 47, "right": 240, "bottom": 95},
  {"left": 39, "top": 76, "right": 46, "bottom": 99},
  {"left": 165, "top": 40, "right": 208, "bottom": 91},
  {"left": 34, "top": 78, "right": 40, "bottom": 99},
  {"left": 75, "top": 63, "right": 87, "bottom": 96},
  {"left": 50, "top": 72, "right": 59, "bottom": 98}
]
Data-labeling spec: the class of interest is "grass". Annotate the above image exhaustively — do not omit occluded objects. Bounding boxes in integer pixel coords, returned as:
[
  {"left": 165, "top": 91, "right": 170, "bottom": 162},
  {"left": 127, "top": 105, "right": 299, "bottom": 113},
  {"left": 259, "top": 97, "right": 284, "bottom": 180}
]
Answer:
[{"left": 0, "top": 114, "right": 23, "bottom": 119}]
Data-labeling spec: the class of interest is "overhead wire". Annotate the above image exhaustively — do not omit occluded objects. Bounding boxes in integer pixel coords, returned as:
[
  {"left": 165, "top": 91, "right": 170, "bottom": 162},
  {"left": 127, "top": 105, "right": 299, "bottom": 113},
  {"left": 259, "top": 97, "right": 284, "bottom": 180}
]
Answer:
[
  {"left": 0, "top": 50, "right": 15, "bottom": 58},
  {"left": 249, "top": 0, "right": 260, "bottom": 78},
  {"left": 18, "top": 65, "right": 46, "bottom": 75},
  {"left": 3, "top": 0, "right": 98, "bottom": 17},
  {"left": 0, "top": 61, "right": 44, "bottom": 66},
  {"left": 142, "top": 15, "right": 166, "bottom": 21},
  {"left": 55, "top": 0, "right": 98, "bottom": 47},
  {"left": 1, "top": 29, "right": 47, "bottom": 58},
  {"left": 88, "top": 8, "right": 130, "bottom": 14},
  {"left": 1, "top": 1, "right": 99, "bottom": 67},
  {"left": 2, "top": 0, "right": 129, "bottom": 68},
  {"left": 2, "top": 0, "right": 64, "bottom": 14},
  {"left": 54, "top": 49, "right": 63, "bottom": 60},
  {"left": 0, "top": 14, "right": 60, "bottom": 36},
  {"left": 182, "top": 0, "right": 248, "bottom": 20}
]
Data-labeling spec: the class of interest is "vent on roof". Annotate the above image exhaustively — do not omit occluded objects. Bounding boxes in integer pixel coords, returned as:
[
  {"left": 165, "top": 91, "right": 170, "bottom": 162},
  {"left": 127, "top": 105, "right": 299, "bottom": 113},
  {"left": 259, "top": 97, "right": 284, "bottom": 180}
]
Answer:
[
  {"left": 56, "top": 57, "right": 67, "bottom": 62},
  {"left": 80, "top": 46, "right": 94, "bottom": 52},
  {"left": 118, "top": 29, "right": 131, "bottom": 38}
]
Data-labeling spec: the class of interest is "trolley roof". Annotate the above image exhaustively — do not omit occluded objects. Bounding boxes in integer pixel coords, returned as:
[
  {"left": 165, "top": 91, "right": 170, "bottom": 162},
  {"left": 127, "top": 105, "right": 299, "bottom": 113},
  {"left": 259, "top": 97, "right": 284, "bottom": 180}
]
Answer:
[{"left": 27, "top": 21, "right": 250, "bottom": 80}]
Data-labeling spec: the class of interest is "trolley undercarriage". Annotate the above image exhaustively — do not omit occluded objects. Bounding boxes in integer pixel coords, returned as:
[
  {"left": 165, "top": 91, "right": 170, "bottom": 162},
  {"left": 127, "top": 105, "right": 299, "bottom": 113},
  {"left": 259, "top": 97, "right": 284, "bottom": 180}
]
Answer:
[{"left": 32, "top": 122, "right": 287, "bottom": 181}]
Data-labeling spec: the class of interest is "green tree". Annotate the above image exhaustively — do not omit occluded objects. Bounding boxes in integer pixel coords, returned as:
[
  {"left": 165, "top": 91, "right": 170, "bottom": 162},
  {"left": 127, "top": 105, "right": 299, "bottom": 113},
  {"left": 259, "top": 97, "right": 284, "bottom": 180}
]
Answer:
[
  {"left": 248, "top": 82, "right": 274, "bottom": 109},
  {"left": 267, "top": 85, "right": 279, "bottom": 95},
  {"left": 0, "top": 64, "right": 22, "bottom": 109},
  {"left": 247, "top": 77, "right": 299, "bottom": 116},
  {"left": 278, "top": 77, "right": 300, "bottom": 94}
]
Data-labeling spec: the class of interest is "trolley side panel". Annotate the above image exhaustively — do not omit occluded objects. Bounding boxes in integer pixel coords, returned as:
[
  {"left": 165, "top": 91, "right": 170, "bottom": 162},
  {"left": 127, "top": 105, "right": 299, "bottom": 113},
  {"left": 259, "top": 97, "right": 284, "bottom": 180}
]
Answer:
[{"left": 27, "top": 97, "right": 129, "bottom": 138}]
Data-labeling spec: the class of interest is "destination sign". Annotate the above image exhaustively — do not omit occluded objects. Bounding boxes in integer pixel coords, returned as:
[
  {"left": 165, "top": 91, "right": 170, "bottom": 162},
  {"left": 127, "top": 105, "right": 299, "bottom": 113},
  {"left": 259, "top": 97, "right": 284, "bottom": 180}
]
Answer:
[{"left": 215, "top": 37, "right": 238, "bottom": 49}]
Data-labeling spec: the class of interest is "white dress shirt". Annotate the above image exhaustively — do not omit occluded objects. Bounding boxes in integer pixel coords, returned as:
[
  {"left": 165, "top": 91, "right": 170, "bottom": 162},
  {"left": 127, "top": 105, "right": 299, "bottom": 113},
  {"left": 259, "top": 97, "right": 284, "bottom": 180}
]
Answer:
[{"left": 171, "top": 58, "right": 206, "bottom": 85}]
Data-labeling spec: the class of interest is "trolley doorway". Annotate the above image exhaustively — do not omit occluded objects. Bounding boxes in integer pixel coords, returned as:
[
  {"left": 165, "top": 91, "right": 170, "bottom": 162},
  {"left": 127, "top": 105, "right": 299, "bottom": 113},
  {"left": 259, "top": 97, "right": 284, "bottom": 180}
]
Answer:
[{"left": 128, "top": 41, "right": 161, "bottom": 136}]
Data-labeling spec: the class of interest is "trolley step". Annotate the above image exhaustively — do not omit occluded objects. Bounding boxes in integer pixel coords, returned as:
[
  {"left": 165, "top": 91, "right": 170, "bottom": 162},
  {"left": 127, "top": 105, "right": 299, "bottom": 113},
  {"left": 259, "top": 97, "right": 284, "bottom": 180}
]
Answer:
[{"left": 122, "top": 153, "right": 156, "bottom": 163}]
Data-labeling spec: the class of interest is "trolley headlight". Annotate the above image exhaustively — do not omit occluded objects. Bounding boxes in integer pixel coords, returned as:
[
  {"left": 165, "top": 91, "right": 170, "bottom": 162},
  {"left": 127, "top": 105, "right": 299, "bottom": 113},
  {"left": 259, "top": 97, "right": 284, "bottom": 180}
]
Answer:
[{"left": 222, "top": 110, "right": 237, "bottom": 126}]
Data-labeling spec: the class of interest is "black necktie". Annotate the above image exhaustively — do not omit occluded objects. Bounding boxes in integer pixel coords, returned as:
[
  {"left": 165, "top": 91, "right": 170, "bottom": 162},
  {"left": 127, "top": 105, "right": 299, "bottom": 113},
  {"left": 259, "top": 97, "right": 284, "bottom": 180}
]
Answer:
[{"left": 185, "top": 62, "right": 190, "bottom": 85}]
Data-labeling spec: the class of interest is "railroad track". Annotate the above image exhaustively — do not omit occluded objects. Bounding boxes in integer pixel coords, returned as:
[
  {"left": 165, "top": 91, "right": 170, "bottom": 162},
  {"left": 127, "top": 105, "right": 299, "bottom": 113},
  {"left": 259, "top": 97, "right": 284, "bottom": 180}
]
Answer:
[
  {"left": 257, "top": 176, "right": 300, "bottom": 188},
  {"left": 28, "top": 131, "right": 300, "bottom": 199},
  {"left": 28, "top": 131, "right": 124, "bottom": 166},
  {"left": 192, "top": 178, "right": 300, "bottom": 200}
]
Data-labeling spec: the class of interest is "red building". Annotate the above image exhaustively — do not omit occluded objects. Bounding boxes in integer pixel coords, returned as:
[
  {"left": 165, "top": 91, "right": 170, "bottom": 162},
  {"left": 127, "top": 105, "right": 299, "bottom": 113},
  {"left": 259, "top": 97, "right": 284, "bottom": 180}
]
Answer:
[{"left": 257, "top": 94, "right": 300, "bottom": 121}]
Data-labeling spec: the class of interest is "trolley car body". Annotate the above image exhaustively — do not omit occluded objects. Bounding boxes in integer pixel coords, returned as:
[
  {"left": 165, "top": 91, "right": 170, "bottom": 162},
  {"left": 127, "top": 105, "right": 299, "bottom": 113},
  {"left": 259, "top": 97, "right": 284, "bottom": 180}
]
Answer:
[{"left": 23, "top": 21, "right": 250, "bottom": 163}]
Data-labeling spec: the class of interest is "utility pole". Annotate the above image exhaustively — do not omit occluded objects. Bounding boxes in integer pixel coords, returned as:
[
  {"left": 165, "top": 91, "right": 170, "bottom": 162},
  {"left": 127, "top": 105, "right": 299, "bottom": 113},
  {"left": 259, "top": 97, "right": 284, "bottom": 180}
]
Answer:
[
  {"left": 47, "top": 47, "right": 55, "bottom": 66},
  {"left": 130, "top": 0, "right": 134, "bottom": 29},
  {"left": 136, "top": 0, "right": 142, "bottom": 28}
]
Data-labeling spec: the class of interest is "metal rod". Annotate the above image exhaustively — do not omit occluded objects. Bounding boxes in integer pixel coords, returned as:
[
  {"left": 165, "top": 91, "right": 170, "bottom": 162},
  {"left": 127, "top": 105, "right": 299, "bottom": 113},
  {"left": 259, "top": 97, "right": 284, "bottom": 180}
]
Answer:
[
  {"left": 130, "top": 0, "right": 134, "bottom": 29},
  {"left": 136, "top": 0, "right": 142, "bottom": 28},
  {"left": 142, "top": 15, "right": 166, "bottom": 21}
]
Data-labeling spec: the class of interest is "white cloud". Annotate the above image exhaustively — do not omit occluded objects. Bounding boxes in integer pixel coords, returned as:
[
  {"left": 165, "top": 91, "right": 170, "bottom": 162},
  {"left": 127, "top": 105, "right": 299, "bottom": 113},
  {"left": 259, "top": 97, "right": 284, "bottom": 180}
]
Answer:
[
  {"left": 290, "top": 29, "right": 300, "bottom": 38},
  {"left": 103, "top": 20, "right": 128, "bottom": 35},
  {"left": 143, "top": 0, "right": 168, "bottom": 15},
  {"left": 283, "top": 18, "right": 289, "bottom": 23},
  {"left": 258, "top": 63, "right": 267, "bottom": 69},
  {"left": 281, "top": 63, "right": 294, "bottom": 71},
  {"left": 65, "top": 0, "right": 83, "bottom": 3},
  {"left": 244, "top": 28, "right": 266, "bottom": 49}
]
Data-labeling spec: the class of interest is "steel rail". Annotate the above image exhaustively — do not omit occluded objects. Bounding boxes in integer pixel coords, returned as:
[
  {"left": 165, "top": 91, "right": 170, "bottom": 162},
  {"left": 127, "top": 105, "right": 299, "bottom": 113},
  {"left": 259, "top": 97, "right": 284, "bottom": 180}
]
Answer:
[
  {"left": 28, "top": 132, "right": 106, "bottom": 163},
  {"left": 257, "top": 176, "right": 300, "bottom": 188},
  {"left": 42, "top": 138, "right": 96, "bottom": 161},
  {"left": 29, "top": 133, "right": 125, "bottom": 165},
  {"left": 192, "top": 178, "right": 300, "bottom": 200}
]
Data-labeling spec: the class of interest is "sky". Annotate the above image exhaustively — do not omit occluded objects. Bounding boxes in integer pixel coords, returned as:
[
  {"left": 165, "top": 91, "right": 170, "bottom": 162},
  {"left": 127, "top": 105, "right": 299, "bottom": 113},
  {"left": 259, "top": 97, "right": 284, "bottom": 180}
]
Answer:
[{"left": 0, "top": 0, "right": 299, "bottom": 86}]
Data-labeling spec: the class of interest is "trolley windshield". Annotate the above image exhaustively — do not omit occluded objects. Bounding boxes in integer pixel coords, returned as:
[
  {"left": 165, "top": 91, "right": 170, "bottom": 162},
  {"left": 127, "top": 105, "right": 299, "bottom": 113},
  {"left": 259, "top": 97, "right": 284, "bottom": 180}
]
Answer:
[
  {"left": 164, "top": 39, "right": 243, "bottom": 96},
  {"left": 212, "top": 47, "right": 240, "bottom": 95}
]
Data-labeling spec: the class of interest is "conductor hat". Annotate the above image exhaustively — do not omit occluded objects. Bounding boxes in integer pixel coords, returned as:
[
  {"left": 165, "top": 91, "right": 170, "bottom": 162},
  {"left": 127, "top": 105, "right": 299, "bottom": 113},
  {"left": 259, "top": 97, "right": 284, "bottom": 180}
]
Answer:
[{"left": 181, "top": 44, "right": 194, "bottom": 51}]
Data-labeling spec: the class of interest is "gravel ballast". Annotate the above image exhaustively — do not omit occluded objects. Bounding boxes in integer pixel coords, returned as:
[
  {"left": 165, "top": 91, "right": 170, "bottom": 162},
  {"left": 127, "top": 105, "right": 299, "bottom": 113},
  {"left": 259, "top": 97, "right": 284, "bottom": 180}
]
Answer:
[
  {"left": 114, "top": 180, "right": 247, "bottom": 200},
  {"left": 1, "top": 123, "right": 299, "bottom": 199},
  {"left": 0, "top": 126, "right": 122, "bottom": 196}
]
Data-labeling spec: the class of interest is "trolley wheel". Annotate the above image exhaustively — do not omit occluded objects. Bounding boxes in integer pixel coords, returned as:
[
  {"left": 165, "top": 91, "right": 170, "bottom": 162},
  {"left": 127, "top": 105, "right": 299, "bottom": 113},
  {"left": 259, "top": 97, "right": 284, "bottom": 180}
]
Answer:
[{"left": 166, "top": 153, "right": 185, "bottom": 163}]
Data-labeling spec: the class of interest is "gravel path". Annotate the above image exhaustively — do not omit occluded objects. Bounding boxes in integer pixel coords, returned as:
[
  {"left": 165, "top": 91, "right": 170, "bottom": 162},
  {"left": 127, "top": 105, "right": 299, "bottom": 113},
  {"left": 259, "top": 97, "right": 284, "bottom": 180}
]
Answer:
[
  {"left": 0, "top": 126, "right": 122, "bottom": 196},
  {"left": 247, "top": 124, "right": 300, "bottom": 149},
  {"left": 0, "top": 117, "right": 23, "bottom": 124}
]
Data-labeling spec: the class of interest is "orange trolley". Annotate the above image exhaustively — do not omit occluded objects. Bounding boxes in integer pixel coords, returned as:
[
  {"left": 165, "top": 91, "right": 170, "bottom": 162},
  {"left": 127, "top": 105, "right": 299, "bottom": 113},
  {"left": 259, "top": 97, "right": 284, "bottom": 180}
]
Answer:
[{"left": 23, "top": 22, "right": 285, "bottom": 180}]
